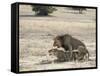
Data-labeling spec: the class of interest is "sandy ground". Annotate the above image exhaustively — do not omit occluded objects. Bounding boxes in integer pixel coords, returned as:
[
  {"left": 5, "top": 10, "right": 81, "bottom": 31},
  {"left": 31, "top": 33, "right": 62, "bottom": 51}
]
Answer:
[{"left": 19, "top": 6, "right": 96, "bottom": 71}]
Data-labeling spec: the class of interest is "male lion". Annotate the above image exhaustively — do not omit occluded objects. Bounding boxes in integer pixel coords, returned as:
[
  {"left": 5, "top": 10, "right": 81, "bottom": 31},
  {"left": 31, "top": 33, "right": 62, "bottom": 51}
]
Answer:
[
  {"left": 53, "top": 34, "right": 89, "bottom": 61},
  {"left": 53, "top": 34, "right": 86, "bottom": 51}
]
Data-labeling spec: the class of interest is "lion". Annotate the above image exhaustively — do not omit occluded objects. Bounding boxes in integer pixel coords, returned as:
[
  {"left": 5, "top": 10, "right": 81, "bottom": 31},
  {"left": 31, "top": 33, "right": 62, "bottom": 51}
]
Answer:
[
  {"left": 53, "top": 34, "right": 86, "bottom": 51},
  {"left": 53, "top": 34, "right": 89, "bottom": 60},
  {"left": 48, "top": 48, "right": 68, "bottom": 62},
  {"left": 48, "top": 47, "right": 88, "bottom": 62}
]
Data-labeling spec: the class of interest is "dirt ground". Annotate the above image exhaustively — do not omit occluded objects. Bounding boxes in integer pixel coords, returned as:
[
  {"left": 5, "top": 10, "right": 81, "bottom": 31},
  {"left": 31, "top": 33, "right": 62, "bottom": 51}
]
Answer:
[{"left": 19, "top": 5, "right": 96, "bottom": 71}]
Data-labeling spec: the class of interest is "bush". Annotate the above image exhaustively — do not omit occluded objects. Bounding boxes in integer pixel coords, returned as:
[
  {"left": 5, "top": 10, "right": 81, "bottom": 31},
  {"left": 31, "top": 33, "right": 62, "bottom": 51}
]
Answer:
[
  {"left": 72, "top": 7, "right": 87, "bottom": 14},
  {"left": 32, "top": 5, "right": 57, "bottom": 16}
]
